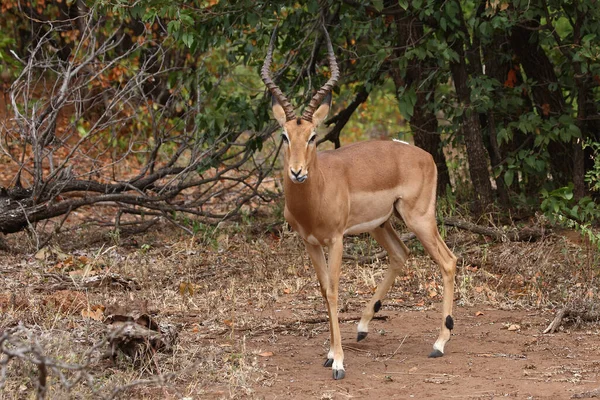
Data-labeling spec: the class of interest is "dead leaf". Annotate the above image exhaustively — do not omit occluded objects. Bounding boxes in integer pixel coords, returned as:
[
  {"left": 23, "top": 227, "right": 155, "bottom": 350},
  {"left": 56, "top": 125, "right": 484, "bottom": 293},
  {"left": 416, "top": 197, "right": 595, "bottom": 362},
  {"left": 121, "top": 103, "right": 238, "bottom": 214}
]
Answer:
[
  {"left": 69, "top": 269, "right": 98, "bottom": 278},
  {"left": 475, "top": 311, "right": 484, "bottom": 316},
  {"left": 35, "top": 248, "right": 49, "bottom": 260},
  {"left": 81, "top": 304, "right": 105, "bottom": 321},
  {"left": 179, "top": 282, "right": 194, "bottom": 296},
  {"left": 224, "top": 319, "right": 233, "bottom": 327},
  {"left": 44, "top": 290, "right": 87, "bottom": 313},
  {"left": 409, "top": 366, "right": 418, "bottom": 373},
  {"left": 507, "top": 324, "right": 520, "bottom": 331},
  {"left": 217, "top": 234, "right": 229, "bottom": 250},
  {"left": 258, "top": 351, "right": 274, "bottom": 357},
  {"left": 283, "top": 288, "right": 290, "bottom": 294}
]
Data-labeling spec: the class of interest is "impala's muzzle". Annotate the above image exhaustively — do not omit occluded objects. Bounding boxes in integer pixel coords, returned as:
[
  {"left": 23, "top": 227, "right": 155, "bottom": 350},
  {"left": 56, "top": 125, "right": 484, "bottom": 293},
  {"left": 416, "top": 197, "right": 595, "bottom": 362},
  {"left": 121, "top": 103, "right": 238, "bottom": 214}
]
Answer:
[{"left": 290, "top": 167, "right": 308, "bottom": 184}]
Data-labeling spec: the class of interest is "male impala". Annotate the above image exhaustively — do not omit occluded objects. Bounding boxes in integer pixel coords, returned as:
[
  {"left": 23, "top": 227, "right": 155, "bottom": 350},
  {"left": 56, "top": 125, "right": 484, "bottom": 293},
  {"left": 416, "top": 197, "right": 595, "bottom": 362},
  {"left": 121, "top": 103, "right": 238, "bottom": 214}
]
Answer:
[{"left": 261, "top": 25, "right": 457, "bottom": 380}]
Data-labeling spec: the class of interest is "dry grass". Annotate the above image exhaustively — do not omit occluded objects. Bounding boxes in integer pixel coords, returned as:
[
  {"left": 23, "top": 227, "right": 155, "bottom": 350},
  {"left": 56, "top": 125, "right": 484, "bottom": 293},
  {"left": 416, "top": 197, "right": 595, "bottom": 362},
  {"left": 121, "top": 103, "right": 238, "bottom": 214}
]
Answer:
[{"left": 0, "top": 214, "right": 598, "bottom": 398}]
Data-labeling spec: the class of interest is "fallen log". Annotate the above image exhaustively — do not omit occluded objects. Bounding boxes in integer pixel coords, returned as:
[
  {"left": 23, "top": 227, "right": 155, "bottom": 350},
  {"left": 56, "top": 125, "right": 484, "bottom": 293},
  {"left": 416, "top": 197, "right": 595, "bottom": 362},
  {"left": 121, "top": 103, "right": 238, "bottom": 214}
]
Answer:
[
  {"left": 544, "top": 305, "right": 600, "bottom": 334},
  {"left": 442, "top": 217, "right": 546, "bottom": 242}
]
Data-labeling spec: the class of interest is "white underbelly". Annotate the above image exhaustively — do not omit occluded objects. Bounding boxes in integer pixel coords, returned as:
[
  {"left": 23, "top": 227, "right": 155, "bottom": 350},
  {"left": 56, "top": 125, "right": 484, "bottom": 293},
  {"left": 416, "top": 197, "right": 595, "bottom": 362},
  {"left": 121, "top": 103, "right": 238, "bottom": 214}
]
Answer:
[{"left": 344, "top": 210, "right": 393, "bottom": 235}]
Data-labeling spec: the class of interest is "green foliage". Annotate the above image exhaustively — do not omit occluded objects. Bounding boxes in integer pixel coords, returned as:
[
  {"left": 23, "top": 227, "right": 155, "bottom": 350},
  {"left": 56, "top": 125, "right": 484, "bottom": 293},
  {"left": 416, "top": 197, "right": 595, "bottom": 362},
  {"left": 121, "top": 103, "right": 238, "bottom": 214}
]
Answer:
[
  {"left": 541, "top": 183, "right": 600, "bottom": 249},
  {"left": 584, "top": 141, "right": 600, "bottom": 192}
]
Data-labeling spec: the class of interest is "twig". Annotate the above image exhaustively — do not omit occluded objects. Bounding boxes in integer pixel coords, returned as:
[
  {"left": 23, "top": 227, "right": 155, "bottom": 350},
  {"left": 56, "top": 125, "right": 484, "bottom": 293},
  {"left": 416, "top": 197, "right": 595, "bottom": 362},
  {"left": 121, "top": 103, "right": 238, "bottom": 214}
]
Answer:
[{"left": 384, "top": 334, "right": 408, "bottom": 361}]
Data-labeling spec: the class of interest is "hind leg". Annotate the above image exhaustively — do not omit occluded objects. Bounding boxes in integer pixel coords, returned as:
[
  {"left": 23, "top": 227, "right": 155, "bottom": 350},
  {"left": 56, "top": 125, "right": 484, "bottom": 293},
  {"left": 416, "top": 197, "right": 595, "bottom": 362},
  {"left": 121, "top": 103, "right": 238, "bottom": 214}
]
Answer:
[
  {"left": 357, "top": 221, "right": 410, "bottom": 341},
  {"left": 397, "top": 204, "right": 457, "bottom": 357}
]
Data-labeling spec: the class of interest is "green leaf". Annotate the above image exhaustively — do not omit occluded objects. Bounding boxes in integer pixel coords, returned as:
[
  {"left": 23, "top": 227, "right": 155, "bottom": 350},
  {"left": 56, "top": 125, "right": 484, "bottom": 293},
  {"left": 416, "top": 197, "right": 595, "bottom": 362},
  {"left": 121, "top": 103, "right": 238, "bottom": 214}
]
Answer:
[
  {"left": 247, "top": 13, "right": 259, "bottom": 27},
  {"left": 440, "top": 17, "right": 447, "bottom": 31},
  {"left": 398, "top": 86, "right": 416, "bottom": 119},
  {"left": 398, "top": 0, "right": 409, "bottom": 10},
  {"left": 504, "top": 169, "right": 514, "bottom": 187},
  {"left": 182, "top": 32, "right": 194, "bottom": 48},
  {"left": 373, "top": 0, "right": 384, "bottom": 12}
]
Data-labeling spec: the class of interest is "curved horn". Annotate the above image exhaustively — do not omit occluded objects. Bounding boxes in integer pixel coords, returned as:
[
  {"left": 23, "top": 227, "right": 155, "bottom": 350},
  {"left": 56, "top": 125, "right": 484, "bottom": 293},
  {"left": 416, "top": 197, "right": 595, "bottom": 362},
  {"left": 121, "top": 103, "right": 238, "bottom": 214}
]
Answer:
[
  {"left": 302, "top": 23, "right": 339, "bottom": 122},
  {"left": 261, "top": 27, "right": 296, "bottom": 122}
]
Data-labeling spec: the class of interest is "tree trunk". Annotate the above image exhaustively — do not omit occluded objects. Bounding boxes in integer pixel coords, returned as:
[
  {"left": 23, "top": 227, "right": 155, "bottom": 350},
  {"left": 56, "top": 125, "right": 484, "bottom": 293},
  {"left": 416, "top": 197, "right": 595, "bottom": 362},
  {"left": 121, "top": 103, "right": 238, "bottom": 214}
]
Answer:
[
  {"left": 449, "top": 43, "right": 494, "bottom": 213},
  {"left": 392, "top": 13, "right": 450, "bottom": 196},
  {"left": 480, "top": 32, "right": 514, "bottom": 206},
  {"left": 510, "top": 23, "right": 571, "bottom": 187}
]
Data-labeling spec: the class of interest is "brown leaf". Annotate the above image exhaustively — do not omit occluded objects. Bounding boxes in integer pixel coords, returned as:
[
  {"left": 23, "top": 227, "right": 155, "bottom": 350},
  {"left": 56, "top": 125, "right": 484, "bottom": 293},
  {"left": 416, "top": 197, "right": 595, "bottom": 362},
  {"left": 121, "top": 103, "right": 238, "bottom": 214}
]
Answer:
[
  {"left": 34, "top": 248, "right": 49, "bottom": 260},
  {"left": 224, "top": 319, "right": 233, "bottom": 327},
  {"left": 507, "top": 324, "right": 520, "bottom": 331},
  {"left": 81, "top": 305, "right": 105, "bottom": 321},
  {"left": 69, "top": 269, "right": 98, "bottom": 278},
  {"left": 258, "top": 351, "right": 274, "bottom": 357},
  {"left": 179, "top": 282, "right": 194, "bottom": 296},
  {"left": 44, "top": 290, "right": 87, "bottom": 313},
  {"left": 541, "top": 103, "right": 551, "bottom": 117},
  {"left": 475, "top": 311, "right": 485, "bottom": 316}
]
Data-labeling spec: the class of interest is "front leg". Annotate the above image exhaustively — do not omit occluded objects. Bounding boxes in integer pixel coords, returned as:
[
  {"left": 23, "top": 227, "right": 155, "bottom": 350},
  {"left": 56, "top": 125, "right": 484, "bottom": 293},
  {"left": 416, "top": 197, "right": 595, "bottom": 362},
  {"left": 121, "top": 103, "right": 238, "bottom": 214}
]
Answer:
[{"left": 304, "top": 238, "right": 346, "bottom": 380}]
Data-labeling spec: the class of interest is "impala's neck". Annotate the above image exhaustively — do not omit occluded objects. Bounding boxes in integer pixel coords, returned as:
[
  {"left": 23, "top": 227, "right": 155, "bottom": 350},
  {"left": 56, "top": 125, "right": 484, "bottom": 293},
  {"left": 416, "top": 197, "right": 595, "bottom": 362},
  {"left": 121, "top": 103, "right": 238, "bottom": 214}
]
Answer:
[{"left": 283, "top": 153, "right": 323, "bottom": 216}]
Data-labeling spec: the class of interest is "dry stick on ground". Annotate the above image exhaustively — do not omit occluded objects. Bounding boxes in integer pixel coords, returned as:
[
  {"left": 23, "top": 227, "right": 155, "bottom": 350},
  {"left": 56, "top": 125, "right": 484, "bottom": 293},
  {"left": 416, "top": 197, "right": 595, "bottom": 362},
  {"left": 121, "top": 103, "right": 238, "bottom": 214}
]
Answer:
[
  {"left": 442, "top": 217, "right": 546, "bottom": 242},
  {"left": 215, "top": 315, "right": 389, "bottom": 337},
  {"left": 544, "top": 304, "right": 600, "bottom": 334}
]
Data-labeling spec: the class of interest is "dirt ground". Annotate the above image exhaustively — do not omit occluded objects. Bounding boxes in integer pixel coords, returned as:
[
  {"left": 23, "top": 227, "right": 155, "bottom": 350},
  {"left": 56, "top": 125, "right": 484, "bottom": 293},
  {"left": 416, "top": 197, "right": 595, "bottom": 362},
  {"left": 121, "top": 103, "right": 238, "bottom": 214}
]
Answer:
[
  {"left": 233, "top": 306, "right": 600, "bottom": 399},
  {"left": 0, "top": 220, "right": 599, "bottom": 399}
]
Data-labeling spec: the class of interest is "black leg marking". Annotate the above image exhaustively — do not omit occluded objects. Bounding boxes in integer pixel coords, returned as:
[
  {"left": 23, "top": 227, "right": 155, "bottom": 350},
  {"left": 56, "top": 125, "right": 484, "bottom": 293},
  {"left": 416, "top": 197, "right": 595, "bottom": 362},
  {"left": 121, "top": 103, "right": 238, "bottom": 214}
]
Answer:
[
  {"left": 428, "top": 349, "right": 444, "bottom": 358},
  {"left": 333, "top": 369, "right": 346, "bottom": 380},
  {"left": 445, "top": 315, "right": 454, "bottom": 331},
  {"left": 357, "top": 332, "right": 368, "bottom": 342},
  {"left": 323, "top": 358, "right": 333, "bottom": 367},
  {"left": 374, "top": 300, "right": 382, "bottom": 313}
]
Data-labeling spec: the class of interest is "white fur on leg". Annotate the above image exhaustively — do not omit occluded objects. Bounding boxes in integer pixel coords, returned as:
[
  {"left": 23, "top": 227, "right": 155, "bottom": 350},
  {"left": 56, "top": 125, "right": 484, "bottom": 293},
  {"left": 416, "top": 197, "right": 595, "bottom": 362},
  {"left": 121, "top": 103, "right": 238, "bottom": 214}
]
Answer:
[
  {"left": 433, "top": 338, "right": 447, "bottom": 354},
  {"left": 327, "top": 349, "right": 334, "bottom": 360},
  {"left": 332, "top": 359, "right": 345, "bottom": 371},
  {"left": 357, "top": 320, "right": 369, "bottom": 335}
]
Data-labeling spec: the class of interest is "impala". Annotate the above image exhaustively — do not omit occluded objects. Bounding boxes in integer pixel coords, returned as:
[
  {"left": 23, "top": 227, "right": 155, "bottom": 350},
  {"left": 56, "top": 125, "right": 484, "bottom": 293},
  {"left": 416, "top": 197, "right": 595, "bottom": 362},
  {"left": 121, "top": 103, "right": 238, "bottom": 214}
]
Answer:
[{"left": 261, "top": 25, "right": 457, "bottom": 380}]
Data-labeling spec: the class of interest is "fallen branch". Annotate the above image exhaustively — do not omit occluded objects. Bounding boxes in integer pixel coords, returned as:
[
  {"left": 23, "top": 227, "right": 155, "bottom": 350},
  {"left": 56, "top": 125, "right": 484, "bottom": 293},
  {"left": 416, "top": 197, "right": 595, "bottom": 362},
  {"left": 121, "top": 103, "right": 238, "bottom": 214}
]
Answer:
[
  {"left": 443, "top": 217, "right": 546, "bottom": 242},
  {"left": 293, "top": 314, "right": 388, "bottom": 325},
  {"left": 216, "top": 314, "right": 389, "bottom": 337},
  {"left": 544, "top": 305, "right": 600, "bottom": 334}
]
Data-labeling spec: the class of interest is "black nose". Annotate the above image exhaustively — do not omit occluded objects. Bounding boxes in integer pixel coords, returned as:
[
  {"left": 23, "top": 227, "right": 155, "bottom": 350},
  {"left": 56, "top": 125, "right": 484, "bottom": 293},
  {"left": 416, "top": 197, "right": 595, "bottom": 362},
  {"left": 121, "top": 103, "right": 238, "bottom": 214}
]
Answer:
[{"left": 290, "top": 167, "right": 302, "bottom": 178}]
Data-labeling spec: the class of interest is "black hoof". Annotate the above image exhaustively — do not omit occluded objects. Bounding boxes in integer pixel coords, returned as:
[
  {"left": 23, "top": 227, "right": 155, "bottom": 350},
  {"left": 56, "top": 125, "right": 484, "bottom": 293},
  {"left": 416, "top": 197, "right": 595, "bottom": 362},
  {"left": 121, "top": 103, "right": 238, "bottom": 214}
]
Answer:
[
  {"left": 357, "top": 332, "right": 368, "bottom": 342},
  {"left": 428, "top": 349, "right": 444, "bottom": 358},
  {"left": 333, "top": 369, "right": 346, "bottom": 380},
  {"left": 323, "top": 358, "right": 333, "bottom": 367}
]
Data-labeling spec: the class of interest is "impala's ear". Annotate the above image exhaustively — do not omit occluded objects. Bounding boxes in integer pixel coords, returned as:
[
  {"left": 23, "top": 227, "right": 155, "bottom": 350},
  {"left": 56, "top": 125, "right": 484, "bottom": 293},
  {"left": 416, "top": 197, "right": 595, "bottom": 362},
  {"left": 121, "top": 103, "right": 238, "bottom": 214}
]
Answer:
[
  {"left": 311, "top": 92, "right": 331, "bottom": 127},
  {"left": 271, "top": 96, "right": 289, "bottom": 127}
]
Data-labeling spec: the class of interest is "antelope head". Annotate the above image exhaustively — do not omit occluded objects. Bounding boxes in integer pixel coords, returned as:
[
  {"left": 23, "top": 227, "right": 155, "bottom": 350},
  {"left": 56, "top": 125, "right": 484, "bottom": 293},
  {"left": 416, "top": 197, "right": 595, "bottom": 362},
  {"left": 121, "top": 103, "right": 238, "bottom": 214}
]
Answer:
[{"left": 261, "top": 26, "right": 339, "bottom": 184}]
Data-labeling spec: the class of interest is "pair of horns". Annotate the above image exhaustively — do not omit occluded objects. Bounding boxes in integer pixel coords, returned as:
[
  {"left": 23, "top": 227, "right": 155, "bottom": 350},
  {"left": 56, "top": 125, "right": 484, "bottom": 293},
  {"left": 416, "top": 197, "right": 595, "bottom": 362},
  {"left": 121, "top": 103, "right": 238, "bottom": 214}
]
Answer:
[{"left": 260, "top": 24, "right": 339, "bottom": 123}]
